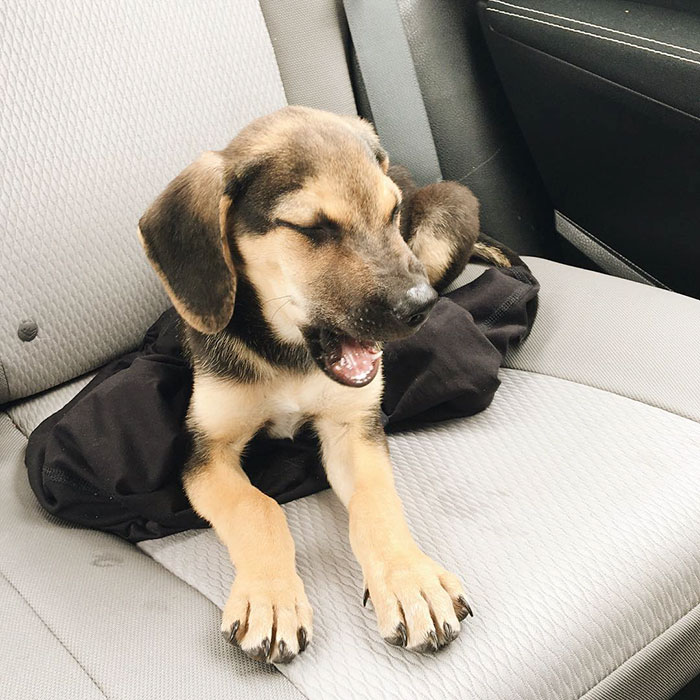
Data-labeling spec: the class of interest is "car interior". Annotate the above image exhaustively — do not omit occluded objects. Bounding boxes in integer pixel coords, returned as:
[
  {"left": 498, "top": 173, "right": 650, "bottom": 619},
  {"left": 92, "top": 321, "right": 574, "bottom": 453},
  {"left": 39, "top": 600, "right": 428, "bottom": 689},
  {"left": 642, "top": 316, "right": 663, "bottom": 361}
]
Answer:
[{"left": 2, "top": 1, "right": 699, "bottom": 698}]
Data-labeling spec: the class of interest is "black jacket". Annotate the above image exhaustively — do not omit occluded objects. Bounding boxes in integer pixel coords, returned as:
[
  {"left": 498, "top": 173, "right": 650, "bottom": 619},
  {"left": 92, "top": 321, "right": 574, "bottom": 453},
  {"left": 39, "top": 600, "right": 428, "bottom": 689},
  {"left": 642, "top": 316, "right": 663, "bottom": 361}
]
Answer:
[{"left": 26, "top": 263, "right": 539, "bottom": 542}]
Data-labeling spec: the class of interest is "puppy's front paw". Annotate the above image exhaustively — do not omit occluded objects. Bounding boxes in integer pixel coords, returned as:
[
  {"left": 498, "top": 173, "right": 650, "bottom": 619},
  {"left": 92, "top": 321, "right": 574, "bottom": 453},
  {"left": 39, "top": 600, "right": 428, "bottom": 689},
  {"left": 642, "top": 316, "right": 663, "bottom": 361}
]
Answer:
[
  {"left": 221, "top": 572, "right": 313, "bottom": 664},
  {"left": 364, "top": 552, "right": 472, "bottom": 652}
]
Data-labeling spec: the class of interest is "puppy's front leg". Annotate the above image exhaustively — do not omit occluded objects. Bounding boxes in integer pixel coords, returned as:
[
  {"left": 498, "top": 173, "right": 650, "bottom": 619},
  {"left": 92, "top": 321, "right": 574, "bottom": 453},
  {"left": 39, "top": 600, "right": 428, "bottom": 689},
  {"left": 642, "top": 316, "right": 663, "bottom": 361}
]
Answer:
[
  {"left": 316, "top": 415, "right": 472, "bottom": 651},
  {"left": 184, "top": 433, "right": 312, "bottom": 664}
]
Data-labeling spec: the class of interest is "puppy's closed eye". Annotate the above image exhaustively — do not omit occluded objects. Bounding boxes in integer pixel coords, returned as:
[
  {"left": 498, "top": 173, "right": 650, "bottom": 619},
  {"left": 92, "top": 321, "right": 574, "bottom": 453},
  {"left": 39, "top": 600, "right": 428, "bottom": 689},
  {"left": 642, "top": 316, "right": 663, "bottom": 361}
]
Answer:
[
  {"left": 388, "top": 201, "right": 400, "bottom": 226},
  {"left": 276, "top": 216, "right": 341, "bottom": 242}
]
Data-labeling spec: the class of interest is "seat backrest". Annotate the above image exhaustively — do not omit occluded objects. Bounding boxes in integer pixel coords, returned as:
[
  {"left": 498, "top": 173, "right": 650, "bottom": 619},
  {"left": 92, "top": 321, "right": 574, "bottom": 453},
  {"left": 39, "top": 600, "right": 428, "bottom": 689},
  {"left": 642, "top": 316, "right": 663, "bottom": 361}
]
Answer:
[{"left": 1, "top": 0, "right": 354, "bottom": 405}]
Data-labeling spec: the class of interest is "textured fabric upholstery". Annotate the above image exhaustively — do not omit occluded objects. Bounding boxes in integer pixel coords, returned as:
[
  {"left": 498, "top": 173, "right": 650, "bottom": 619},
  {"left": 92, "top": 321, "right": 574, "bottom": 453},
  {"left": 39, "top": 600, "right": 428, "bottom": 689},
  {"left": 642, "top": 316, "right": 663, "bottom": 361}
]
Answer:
[
  {"left": 505, "top": 258, "right": 700, "bottom": 423},
  {"left": 140, "top": 368, "right": 700, "bottom": 700},
  {"left": 582, "top": 606, "right": 700, "bottom": 700},
  {"left": 0, "top": 413, "right": 301, "bottom": 700},
  {"left": 1, "top": 0, "right": 286, "bottom": 404},
  {"left": 7, "top": 373, "right": 95, "bottom": 438}
]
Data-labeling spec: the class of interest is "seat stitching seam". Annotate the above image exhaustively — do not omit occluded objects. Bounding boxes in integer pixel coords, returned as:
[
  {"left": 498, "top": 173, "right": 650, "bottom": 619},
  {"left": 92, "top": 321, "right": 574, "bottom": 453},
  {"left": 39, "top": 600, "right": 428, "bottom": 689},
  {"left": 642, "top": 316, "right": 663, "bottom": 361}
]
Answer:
[
  {"left": 486, "top": 8, "right": 700, "bottom": 66},
  {"left": 0, "top": 568, "right": 109, "bottom": 699},
  {"left": 0, "top": 360, "right": 10, "bottom": 405},
  {"left": 491, "top": 0, "right": 700, "bottom": 56},
  {"left": 3, "top": 409, "right": 26, "bottom": 437},
  {"left": 273, "top": 671, "right": 312, "bottom": 700}
]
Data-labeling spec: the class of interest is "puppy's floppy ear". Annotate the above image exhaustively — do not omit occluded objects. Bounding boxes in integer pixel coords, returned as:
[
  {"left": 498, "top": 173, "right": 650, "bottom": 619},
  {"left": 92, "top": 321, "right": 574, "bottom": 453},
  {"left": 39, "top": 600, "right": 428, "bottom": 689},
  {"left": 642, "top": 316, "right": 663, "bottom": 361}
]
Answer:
[
  {"left": 138, "top": 151, "right": 236, "bottom": 335},
  {"left": 340, "top": 115, "right": 389, "bottom": 173}
]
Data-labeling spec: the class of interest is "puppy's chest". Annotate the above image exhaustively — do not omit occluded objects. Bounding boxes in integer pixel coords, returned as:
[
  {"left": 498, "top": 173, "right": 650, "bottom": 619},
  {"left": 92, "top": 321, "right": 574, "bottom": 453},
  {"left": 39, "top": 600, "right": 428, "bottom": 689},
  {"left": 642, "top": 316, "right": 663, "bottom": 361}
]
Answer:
[
  {"left": 265, "top": 400, "right": 309, "bottom": 439},
  {"left": 262, "top": 373, "right": 380, "bottom": 439},
  {"left": 263, "top": 380, "right": 338, "bottom": 439}
]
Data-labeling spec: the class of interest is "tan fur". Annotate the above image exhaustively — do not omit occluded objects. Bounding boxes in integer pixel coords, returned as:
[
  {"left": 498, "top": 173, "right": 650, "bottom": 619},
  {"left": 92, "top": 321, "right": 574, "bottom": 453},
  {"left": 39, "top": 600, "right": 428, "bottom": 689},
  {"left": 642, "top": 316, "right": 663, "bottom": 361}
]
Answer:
[
  {"left": 164, "top": 150, "right": 226, "bottom": 223},
  {"left": 472, "top": 241, "right": 512, "bottom": 268},
  {"left": 409, "top": 223, "right": 455, "bottom": 287},
  {"left": 288, "top": 172, "right": 399, "bottom": 232},
  {"left": 183, "top": 442, "right": 312, "bottom": 661},
  {"left": 236, "top": 231, "right": 311, "bottom": 344},
  {"left": 315, "top": 415, "right": 464, "bottom": 649},
  {"left": 190, "top": 367, "right": 383, "bottom": 443},
  {"left": 186, "top": 366, "right": 384, "bottom": 660},
  {"left": 218, "top": 193, "right": 237, "bottom": 275},
  {"left": 188, "top": 362, "right": 466, "bottom": 654}
]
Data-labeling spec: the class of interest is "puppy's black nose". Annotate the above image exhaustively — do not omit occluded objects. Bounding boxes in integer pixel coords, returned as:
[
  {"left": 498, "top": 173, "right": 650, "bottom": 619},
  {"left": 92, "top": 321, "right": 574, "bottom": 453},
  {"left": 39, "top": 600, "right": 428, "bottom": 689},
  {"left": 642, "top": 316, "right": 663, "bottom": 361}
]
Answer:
[{"left": 392, "top": 283, "right": 438, "bottom": 328}]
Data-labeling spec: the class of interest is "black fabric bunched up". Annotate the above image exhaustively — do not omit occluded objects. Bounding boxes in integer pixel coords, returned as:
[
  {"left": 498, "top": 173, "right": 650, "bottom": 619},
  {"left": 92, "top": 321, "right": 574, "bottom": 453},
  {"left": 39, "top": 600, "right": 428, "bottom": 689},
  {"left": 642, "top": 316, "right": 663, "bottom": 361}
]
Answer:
[{"left": 26, "top": 262, "right": 539, "bottom": 542}]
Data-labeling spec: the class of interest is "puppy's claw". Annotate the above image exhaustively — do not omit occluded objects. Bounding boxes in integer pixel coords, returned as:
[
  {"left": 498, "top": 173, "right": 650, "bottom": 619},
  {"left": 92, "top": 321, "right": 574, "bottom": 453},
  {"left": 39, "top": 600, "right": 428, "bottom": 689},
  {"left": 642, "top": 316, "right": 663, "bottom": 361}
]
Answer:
[
  {"left": 456, "top": 595, "right": 474, "bottom": 621},
  {"left": 442, "top": 621, "right": 458, "bottom": 645},
  {"left": 275, "top": 640, "right": 295, "bottom": 664},
  {"left": 384, "top": 622, "right": 407, "bottom": 647},
  {"left": 297, "top": 626, "right": 308, "bottom": 653},
  {"left": 222, "top": 619, "right": 240, "bottom": 645},
  {"left": 363, "top": 588, "right": 370, "bottom": 607},
  {"left": 247, "top": 637, "right": 271, "bottom": 663},
  {"left": 415, "top": 630, "right": 439, "bottom": 653}
]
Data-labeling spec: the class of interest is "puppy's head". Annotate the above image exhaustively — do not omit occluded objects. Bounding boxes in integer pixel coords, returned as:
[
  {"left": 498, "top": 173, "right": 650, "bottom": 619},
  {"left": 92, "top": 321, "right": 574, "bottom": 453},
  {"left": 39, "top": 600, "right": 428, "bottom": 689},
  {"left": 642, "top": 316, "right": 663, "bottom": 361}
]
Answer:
[{"left": 139, "top": 106, "right": 436, "bottom": 387}]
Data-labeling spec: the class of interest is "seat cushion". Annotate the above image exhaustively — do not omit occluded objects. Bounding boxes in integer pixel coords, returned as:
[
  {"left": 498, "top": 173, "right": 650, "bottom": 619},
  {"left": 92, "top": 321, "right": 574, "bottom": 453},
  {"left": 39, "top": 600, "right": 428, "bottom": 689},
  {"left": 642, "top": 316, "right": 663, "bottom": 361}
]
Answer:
[
  {"left": 7, "top": 259, "right": 700, "bottom": 699},
  {"left": 140, "top": 368, "right": 700, "bottom": 700},
  {"left": 136, "top": 258, "right": 700, "bottom": 699},
  {"left": 0, "top": 413, "right": 301, "bottom": 700},
  {"left": 505, "top": 258, "right": 700, "bottom": 424}
]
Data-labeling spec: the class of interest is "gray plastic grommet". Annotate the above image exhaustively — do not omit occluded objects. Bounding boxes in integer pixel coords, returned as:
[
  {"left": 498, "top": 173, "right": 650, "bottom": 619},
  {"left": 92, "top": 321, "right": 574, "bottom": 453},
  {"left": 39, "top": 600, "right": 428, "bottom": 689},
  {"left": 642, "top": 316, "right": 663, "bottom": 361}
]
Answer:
[{"left": 18, "top": 319, "right": 38, "bottom": 342}]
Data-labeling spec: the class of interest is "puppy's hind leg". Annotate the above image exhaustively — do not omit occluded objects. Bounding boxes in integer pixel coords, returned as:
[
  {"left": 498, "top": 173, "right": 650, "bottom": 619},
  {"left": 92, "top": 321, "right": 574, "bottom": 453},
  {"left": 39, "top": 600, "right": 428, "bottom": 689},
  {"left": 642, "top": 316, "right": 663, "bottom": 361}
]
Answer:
[{"left": 390, "top": 170, "right": 481, "bottom": 292}]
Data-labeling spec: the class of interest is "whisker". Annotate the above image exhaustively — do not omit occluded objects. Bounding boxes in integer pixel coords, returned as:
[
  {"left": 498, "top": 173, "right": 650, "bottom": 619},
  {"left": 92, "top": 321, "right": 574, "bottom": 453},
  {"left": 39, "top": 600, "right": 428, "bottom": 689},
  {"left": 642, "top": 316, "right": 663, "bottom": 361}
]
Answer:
[
  {"left": 261, "top": 294, "right": 293, "bottom": 305},
  {"left": 270, "top": 298, "right": 293, "bottom": 321}
]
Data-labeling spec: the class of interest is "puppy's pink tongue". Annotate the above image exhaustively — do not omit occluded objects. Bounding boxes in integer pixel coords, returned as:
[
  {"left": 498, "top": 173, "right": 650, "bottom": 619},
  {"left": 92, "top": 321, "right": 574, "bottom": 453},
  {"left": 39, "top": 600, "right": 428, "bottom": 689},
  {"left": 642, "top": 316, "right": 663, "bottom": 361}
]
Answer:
[{"left": 330, "top": 337, "right": 382, "bottom": 385}]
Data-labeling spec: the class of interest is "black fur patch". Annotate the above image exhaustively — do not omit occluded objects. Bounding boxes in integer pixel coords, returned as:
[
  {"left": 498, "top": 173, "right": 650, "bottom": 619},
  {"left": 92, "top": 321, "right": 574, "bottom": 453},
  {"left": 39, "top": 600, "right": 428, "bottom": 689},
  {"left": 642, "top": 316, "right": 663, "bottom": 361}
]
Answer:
[
  {"left": 140, "top": 182, "right": 234, "bottom": 330},
  {"left": 362, "top": 409, "right": 389, "bottom": 448},
  {"left": 184, "top": 272, "right": 313, "bottom": 382},
  {"left": 182, "top": 425, "right": 213, "bottom": 482},
  {"left": 226, "top": 155, "right": 316, "bottom": 235}
]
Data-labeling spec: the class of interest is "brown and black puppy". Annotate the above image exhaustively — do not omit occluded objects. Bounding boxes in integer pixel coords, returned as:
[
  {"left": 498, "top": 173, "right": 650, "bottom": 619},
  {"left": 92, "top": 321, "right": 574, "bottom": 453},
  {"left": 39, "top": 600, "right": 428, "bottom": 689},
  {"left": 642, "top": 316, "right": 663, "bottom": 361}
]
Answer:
[{"left": 139, "top": 106, "right": 478, "bottom": 665}]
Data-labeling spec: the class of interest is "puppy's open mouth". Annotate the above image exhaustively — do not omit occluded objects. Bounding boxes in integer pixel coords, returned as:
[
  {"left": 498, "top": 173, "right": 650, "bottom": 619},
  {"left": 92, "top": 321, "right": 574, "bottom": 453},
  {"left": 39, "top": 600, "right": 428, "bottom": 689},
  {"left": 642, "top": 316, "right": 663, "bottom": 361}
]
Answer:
[{"left": 305, "top": 328, "right": 383, "bottom": 387}]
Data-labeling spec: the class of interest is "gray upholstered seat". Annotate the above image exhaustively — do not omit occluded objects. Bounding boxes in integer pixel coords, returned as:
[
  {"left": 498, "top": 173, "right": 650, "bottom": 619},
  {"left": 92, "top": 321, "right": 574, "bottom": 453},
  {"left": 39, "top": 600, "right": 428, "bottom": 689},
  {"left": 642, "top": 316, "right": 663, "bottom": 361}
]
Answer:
[{"left": 2, "top": 1, "right": 699, "bottom": 699}]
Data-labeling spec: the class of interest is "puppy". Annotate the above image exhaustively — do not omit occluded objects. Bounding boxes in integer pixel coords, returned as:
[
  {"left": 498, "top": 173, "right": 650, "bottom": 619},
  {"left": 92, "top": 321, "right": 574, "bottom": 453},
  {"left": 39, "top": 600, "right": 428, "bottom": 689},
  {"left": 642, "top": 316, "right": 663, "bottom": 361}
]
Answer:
[{"left": 139, "top": 106, "right": 478, "bottom": 664}]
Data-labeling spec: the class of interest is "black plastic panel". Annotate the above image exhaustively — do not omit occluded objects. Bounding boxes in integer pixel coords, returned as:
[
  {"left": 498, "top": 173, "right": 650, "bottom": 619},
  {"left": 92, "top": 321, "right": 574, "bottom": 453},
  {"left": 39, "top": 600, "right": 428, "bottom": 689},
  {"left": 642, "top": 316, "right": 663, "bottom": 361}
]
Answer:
[{"left": 478, "top": 0, "right": 700, "bottom": 298}]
